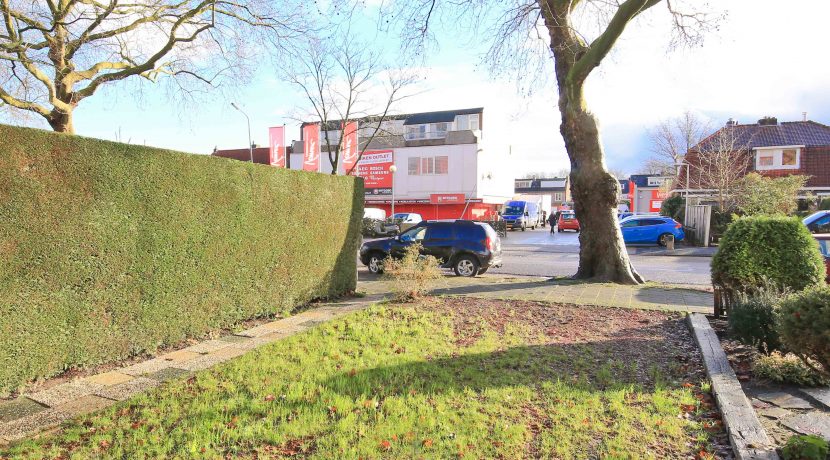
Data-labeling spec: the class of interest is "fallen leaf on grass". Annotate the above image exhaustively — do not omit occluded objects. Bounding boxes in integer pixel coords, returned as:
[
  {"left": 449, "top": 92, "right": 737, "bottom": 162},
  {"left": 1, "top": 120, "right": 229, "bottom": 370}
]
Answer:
[{"left": 264, "top": 394, "right": 275, "bottom": 402}]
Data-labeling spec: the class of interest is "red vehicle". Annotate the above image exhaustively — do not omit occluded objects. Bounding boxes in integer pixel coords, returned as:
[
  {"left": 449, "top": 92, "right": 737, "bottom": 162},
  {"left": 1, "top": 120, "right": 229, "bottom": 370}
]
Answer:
[
  {"left": 814, "top": 234, "right": 830, "bottom": 283},
  {"left": 557, "top": 211, "right": 580, "bottom": 232}
]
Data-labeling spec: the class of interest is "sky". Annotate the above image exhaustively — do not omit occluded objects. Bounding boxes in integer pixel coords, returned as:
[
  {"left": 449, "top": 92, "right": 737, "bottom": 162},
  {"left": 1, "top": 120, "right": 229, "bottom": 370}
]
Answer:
[{"left": 9, "top": 0, "right": 830, "bottom": 178}]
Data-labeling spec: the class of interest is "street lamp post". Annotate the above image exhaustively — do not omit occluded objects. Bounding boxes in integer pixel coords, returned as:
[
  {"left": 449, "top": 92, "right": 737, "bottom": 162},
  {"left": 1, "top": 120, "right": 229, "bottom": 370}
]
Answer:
[
  {"left": 675, "top": 160, "right": 690, "bottom": 226},
  {"left": 231, "top": 102, "right": 253, "bottom": 163},
  {"left": 389, "top": 165, "right": 398, "bottom": 217}
]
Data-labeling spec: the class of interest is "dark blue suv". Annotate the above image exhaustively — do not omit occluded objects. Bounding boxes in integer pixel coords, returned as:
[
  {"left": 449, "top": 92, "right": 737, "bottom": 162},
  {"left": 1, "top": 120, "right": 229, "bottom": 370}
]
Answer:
[{"left": 359, "top": 220, "right": 503, "bottom": 277}]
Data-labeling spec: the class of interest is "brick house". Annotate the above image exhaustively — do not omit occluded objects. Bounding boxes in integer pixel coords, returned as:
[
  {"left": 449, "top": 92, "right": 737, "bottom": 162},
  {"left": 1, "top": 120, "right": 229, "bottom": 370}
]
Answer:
[{"left": 680, "top": 117, "right": 830, "bottom": 199}]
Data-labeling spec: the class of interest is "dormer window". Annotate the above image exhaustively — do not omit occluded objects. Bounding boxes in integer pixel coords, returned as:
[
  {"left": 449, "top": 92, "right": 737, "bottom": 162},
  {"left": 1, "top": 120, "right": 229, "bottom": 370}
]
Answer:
[{"left": 754, "top": 146, "right": 802, "bottom": 171}]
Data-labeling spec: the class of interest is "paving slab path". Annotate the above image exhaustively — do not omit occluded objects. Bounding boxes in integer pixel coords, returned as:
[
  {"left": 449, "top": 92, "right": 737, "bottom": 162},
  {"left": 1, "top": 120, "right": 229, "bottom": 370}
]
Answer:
[{"left": 360, "top": 271, "right": 714, "bottom": 313}]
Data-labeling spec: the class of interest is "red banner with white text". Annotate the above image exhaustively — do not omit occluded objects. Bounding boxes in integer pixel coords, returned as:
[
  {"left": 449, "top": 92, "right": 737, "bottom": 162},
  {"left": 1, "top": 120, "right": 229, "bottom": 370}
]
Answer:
[
  {"left": 356, "top": 150, "right": 394, "bottom": 196},
  {"left": 302, "top": 123, "right": 320, "bottom": 172},
  {"left": 268, "top": 126, "right": 285, "bottom": 167},
  {"left": 341, "top": 121, "right": 359, "bottom": 174}
]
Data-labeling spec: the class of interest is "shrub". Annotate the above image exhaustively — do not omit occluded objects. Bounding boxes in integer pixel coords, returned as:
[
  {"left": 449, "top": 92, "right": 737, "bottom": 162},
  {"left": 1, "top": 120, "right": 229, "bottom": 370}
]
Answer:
[
  {"left": 734, "top": 173, "right": 808, "bottom": 216},
  {"left": 729, "top": 287, "right": 783, "bottom": 355},
  {"left": 754, "top": 353, "right": 829, "bottom": 387},
  {"left": 362, "top": 217, "right": 381, "bottom": 237},
  {"left": 820, "top": 197, "right": 830, "bottom": 211},
  {"left": 778, "top": 287, "right": 830, "bottom": 378},
  {"left": 0, "top": 124, "right": 363, "bottom": 394},
  {"left": 382, "top": 244, "right": 442, "bottom": 301},
  {"left": 712, "top": 216, "right": 825, "bottom": 294},
  {"left": 781, "top": 434, "right": 829, "bottom": 460},
  {"left": 659, "top": 194, "right": 685, "bottom": 222}
]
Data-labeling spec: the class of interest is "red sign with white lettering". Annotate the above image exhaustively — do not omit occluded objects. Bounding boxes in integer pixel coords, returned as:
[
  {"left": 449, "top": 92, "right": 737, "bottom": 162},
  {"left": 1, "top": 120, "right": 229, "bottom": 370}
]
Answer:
[
  {"left": 356, "top": 150, "right": 394, "bottom": 196},
  {"left": 268, "top": 126, "right": 285, "bottom": 167},
  {"left": 341, "top": 121, "right": 359, "bottom": 174},
  {"left": 302, "top": 123, "right": 320, "bottom": 172},
  {"left": 430, "top": 193, "right": 466, "bottom": 204}
]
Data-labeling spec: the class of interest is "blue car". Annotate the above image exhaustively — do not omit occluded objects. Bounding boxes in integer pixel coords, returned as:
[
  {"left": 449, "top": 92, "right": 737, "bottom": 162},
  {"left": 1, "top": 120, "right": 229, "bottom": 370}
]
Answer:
[{"left": 620, "top": 216, "right": 684, "bottom": 246}]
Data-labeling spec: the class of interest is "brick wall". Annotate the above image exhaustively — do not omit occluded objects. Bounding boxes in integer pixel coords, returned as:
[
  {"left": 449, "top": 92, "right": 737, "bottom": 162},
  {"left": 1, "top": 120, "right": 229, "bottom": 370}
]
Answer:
[{"left": 802, "top": 147, "right": 830, "bottom": 187}]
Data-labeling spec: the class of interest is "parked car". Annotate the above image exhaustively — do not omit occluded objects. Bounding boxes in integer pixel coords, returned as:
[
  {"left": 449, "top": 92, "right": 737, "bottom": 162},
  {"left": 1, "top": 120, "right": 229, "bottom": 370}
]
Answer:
[
  {"left": 500, "top": 200, "right": 541, "bottom": 231},
  {"left": 392, "top": 213, "right": 423, "bottom": 232},
  {"left": 620, "top": 216, "right": 684, "bottom": 246},
  {"left": 617, "top": 212, "right": 633, "bottom": 221},
  {"left": 803, "top": 211, "right": 830, "bottom": 233},
  {"left": 813, "top": 234, "right": 830, "bottom": 283},
  {"left": 557, "top": 211, "right": 580, "bottom": 232},
  {"left": 359, "top": 220, "right": 503, "bottom": 277}
]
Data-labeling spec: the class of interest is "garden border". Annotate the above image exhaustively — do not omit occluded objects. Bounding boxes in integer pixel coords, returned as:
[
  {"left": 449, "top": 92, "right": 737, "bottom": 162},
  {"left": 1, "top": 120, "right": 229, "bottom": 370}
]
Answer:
[{"left": 687, "top": 313, "right": 780, "bottom": 460}]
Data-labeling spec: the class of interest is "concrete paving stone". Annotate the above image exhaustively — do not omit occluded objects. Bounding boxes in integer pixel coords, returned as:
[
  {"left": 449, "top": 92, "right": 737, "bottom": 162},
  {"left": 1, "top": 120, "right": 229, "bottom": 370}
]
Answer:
[
  {"left": 83, "top": 371, "right": 134, "bottom": 387},
  {"left": 0, "top": 397, "right": 47, "bottom": 424},
  {"left": 183, "top": 339, "right": 233, "bottom": 354},
  {"left": 25, "top": 381, "right": 99, "bottom": 407},
  {"left": 801, "top": 387, "right": 830, "bottom": 411},
  {"left": 120, "top": 358, "right": 173, "bottom": 376},
  {"left": 174, "top": 347, "right": 246, "bottom": 371},
  {"left": 758, "top": 407, "right": 791, "bottom": 420},
  {"left": 227, "top": 332, "right": 287, "bottom": 350},
  {"left": 0, "top": 409, "right": 71, "bottom": 441},
  {"left": 218, "top": 334, "right": 252, "bottom": 344},
  {"left": 781, "top": 413, "right": 830, "bottom": 441},
  {"left": 54, "top": 395, "right": 114, "bottom": 418},
  {"left": 755, "top": 391, "right": 815, "bottom": 410},
  {"left": 94, "top": 377, "right": 158, "bottom": 402},
  {"left": 159, "top": 350, "right": 201, "bottom": 363},
  {"left": 147, "top": 367, "right": 192, "bottom": 383}
]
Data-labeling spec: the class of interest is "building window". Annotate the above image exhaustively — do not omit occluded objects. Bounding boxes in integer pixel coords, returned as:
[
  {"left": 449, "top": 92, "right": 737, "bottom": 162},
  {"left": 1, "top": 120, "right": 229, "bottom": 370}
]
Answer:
[
  {"left": 782, "top": 149, "right": 797, "bottom": 166},
  {"left": 408, "top": 156, "right": 449, "bottom": 175},
  {"left": 755, "top": 147, "right": 801, "bottom": 170}
]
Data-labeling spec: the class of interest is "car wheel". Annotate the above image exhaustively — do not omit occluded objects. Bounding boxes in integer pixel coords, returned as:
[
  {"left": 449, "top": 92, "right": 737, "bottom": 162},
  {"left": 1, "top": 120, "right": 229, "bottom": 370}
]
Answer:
[
  {"left": 658, "top": 233, "right": 672, "bottom": 247},
  {"left": 453, "top": 255, "right": 479, "bottom": 277},
  {"left": 367, "top": 253, "right": 385, "bottom": 274},
  {"left": 521, "top": 223, "right": 526, "bottom": 232}
]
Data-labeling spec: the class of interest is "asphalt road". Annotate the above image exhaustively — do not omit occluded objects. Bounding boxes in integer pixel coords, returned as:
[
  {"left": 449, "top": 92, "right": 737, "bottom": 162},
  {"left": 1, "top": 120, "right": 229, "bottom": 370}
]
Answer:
[{"left": 493, "top": 227, "right": 712, "bottom": 285}]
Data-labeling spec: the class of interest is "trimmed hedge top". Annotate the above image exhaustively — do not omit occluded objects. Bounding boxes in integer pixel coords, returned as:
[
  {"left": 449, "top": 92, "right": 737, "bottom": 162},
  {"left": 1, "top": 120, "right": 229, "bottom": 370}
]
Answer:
[
  {"left": 711, "top": 215, "right": 825, "bottom": 292},
  {"left": 0, "top": 124, "right": 363, "bottom": 394}
]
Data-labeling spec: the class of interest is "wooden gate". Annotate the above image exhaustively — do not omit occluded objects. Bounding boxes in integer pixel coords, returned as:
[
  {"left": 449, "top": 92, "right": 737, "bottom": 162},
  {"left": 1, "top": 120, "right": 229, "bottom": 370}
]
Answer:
[{"left": 685, "top": 205, "right": 712, "bottom": 247}]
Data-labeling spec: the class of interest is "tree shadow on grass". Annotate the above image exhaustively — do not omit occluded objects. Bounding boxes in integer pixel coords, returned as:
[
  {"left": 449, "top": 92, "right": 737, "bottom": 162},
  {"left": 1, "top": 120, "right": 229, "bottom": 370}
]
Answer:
[{"left": 319, "top": 321, "right": 699, "bottom": 401}]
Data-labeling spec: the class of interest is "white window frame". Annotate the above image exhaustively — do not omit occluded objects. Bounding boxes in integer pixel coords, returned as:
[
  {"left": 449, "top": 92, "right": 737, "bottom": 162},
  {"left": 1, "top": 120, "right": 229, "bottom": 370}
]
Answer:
[{"left": 754, "top": 146, "right": 803, "bottom": 171}]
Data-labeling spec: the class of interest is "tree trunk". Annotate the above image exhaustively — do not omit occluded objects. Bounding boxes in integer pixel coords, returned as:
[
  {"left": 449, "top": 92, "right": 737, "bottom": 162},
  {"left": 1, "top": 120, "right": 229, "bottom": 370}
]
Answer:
[
  {"left": 47, "top": 109, "right": 74, "bottom": 134},
  {"left": 560, "top": 102, "right": 644, "bottom": 284}
]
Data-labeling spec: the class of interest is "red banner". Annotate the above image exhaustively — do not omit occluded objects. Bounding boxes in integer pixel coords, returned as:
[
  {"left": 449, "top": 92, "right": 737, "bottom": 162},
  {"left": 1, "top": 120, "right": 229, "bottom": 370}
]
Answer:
[
  {"left": 341, "top": 121, "right": 359, "bottom": 174},
  {"left": 302, "top": 123, "right": 320, "bottom": 172},
  {"left": 356, "top": 150, "right": 394, "bottom": 196},
  {"left": 430, "top": 193, "right": 465, "bottom": 204},
  {"left": 268, "top": 126, "right": 285, "bottom": 167}
]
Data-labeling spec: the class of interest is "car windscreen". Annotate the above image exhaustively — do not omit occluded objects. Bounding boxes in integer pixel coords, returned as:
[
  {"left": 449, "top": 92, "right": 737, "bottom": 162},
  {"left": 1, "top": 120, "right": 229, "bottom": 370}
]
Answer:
[
  {"left": 502, "top": 204, "right": 524, "bottom": 215},
  {"left": 561, "top": 212, "right": 575, "bottom": 219}
]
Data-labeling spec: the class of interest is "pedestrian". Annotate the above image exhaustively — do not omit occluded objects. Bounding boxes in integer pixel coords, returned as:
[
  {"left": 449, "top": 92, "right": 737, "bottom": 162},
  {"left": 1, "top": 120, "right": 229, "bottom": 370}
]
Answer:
[
  {"left": 541, "top": 210, "right": 547, "bottom": 228},
  {"left": 548, "top": 211, "right": 557, "bottom": 233}
]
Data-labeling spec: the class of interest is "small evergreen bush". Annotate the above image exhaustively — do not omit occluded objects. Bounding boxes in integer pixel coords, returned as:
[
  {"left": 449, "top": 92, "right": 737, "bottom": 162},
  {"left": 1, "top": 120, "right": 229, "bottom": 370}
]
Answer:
[
  {"left": 712, "top": 216, "right": 825, "bottom": 294},
  {"left": 729, "top": 287, "right": 783, "bottom": 355},
  {"left": 781, "top": 434, "right": 829, "bottom": 460},
  {"left": 754, "top": 353, "right": 829, "bottom": 387},
  {"left": 778, "top": 287, "right": 830, "bottom": 378},
  {"left": 659, "top": 195, "right": 685, "bottom": 222}
]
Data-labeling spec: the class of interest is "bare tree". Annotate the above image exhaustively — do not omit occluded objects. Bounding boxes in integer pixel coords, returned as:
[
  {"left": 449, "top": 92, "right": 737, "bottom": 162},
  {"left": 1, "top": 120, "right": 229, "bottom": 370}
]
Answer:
[
  {"left": 647, "top": 111, "right": 710, "bottom": 175},
  {"left": 686, "top": 125, "right": 752, "bottom": 211},
  {"left": 370, "top": 0, "right": 716, "bottom": 284},
  {"left": 284, "top": 36, "right": 416, "bottom": 174},
  {"left": 0, "top": 0, "right": 309, "bottom": 133}
]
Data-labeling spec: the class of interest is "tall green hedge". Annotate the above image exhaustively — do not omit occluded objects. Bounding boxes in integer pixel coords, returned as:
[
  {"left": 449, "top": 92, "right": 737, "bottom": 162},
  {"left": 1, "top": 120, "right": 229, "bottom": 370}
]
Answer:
[
  {"left": 711, "top": 215, "right": 825, "bottom": 292},
  {"left": 0, "top": 125, "right": 363, "bottom": 394}
]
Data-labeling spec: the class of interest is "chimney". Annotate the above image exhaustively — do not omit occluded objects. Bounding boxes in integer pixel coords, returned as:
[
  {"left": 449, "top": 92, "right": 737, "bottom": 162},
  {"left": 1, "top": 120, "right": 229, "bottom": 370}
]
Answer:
[
  {"left": 758, "top": 116, "right": 778, "bottom": 126},
  {"left": 725, "top": 118, "right": 737, "bottom": 127},
  {"left": 803, "top": 112, "right": 808, "bottom": 122}
]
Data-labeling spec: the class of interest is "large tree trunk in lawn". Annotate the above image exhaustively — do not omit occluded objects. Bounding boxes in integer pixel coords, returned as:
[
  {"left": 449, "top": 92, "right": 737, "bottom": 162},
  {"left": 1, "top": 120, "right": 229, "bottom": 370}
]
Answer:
[
  {"left": 544, "top": 0, "right": 644, "bottom": 285},
  {"left": 47, "top": 109, "right": 74, "bottom": 134},
  {"left": 561, "top": 103, "right": 644, "bottom": 284}
]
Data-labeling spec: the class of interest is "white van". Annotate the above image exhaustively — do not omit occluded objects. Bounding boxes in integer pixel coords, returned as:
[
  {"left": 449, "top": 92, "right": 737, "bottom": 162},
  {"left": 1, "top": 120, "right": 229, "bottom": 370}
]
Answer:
[{"left": 363, "top": 207, "right": 387, "bottom": 220}]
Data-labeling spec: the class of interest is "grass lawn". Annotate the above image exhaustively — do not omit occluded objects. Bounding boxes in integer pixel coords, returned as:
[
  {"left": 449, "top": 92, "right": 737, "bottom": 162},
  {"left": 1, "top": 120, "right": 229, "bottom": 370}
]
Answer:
[{"left": 2, "top": 298, "right": 725, "bottom": 459}]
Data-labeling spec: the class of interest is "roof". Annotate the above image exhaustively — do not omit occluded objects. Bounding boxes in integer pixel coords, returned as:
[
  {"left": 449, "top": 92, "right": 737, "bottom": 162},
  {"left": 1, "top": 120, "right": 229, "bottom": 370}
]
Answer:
[
  {"left": 402, "top": 108, "right": 483, "bottom": 126},
  {"left": 628, "top": 174, "right": 673, "bottom": 188},
  {"left": 514, "top": 177, "right": 568, "bottom": 192},
  {"left": 695, "top": 120, "right": 830, "bottom": 151},
  {"left": 212, "top": 147, "right": 271, "bottom": 165}
]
